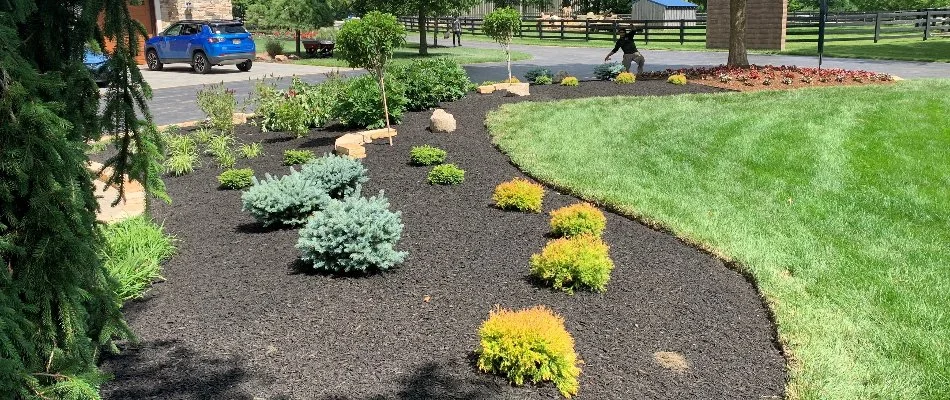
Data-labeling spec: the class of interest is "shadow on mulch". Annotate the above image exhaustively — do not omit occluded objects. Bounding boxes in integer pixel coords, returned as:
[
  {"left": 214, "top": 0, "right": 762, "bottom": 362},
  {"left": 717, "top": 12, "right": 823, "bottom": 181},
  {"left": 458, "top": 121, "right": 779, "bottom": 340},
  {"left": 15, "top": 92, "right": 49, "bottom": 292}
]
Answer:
[
  {"left": 101, "top": 339, "right": 255, "bottom": 400},
  {"left": 318, "top": 361, "right": 501, "bottom": 400}
]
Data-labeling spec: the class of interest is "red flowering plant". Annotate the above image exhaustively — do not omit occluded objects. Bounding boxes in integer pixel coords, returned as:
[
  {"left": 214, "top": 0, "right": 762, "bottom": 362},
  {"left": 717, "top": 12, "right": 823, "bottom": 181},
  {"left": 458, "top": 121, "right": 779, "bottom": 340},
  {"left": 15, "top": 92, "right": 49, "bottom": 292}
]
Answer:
[{"left": 641, "top": 64, "right": 894, "bottom": 90}]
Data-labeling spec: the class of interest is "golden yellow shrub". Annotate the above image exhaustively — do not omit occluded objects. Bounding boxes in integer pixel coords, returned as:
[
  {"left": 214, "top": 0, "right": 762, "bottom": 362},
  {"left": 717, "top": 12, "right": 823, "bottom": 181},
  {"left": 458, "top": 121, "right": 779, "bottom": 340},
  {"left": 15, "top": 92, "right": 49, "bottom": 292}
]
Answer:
[
  {"left": 477, "top": 305, "right": 581, "bottom": 398},
  {"left": 493, "top": 178, "right": 545, "bottom": 213},
  {"left": 549, "top": 203, "right": 607, "bottom": 238}
]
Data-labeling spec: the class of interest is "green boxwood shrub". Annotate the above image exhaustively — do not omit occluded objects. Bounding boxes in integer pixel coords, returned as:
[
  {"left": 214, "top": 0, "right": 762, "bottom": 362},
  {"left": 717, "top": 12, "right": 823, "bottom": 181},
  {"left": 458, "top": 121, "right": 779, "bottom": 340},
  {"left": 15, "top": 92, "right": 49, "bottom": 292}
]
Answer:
[
  {"left": 389, "top": 58, "right": 473, "bottom": 111},
  {"left": 334, "top": 74, "right": 408, "bottom": 129},
  {"left": 427, "top": 164, "right": 465, "bottom": 185},
  {"left": 218, "top": 168, "right": 255, "bottom": 190},
  {"left": 284, "top": 149, "right": 314, "bottom": 165},
  {"left": 296, "top": 193, "right": 407, "bottom": 274},
  {"left": 265, "top": 38, "right": 284, "bottom": 57},
  {"left": 241, "top": 154, "right": 367, "bottom": 226},
  {"left": 409, "top": 145, "right": 447, "bottom": 166},
  {"left": 534, "top": 75, "right": 553, "bottom": 85}
]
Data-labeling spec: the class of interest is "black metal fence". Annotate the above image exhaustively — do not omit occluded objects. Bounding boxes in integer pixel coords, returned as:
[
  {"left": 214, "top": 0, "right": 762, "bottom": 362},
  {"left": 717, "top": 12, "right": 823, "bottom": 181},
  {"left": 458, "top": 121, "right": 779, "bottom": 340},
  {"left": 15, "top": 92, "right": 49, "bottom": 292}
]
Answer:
[{"left": 400, "top": 8, "right": 950, "bottom": 45}]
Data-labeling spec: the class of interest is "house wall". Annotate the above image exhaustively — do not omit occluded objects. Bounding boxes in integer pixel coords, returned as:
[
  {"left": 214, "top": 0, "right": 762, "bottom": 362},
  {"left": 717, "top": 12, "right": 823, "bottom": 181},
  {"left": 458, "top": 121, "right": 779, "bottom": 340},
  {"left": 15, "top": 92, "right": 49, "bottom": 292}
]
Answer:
[
  {"left": 157, "top": 0, "right": 233, "bottom": 31},
  {"left": 706, "top": 0, "right": 787, "bottom": 50}
]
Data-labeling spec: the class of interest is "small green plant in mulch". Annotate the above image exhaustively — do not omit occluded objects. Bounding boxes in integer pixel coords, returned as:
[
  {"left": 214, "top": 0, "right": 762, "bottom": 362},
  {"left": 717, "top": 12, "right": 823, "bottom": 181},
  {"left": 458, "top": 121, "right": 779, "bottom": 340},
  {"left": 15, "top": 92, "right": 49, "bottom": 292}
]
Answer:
[
  {"left": 493, "top": 178, "right": 544, "bottom": 213},
  {"left": 240, "top": 142, "right": 263, "bottom": 158},
  {"left": 560, "top": 76, "right": 579, "bottom": 87},
  {"left": 218, "top": 168, "right": 255, "bottom": 190},
  {"left": 427, "top": 164, "right": 465, "bottom": 185},
  {"left": 409, "top": 145, "right": 447, "bottom": 166},
  {"left": 284, "top": 149, "right": 315, "bottom": 166}
]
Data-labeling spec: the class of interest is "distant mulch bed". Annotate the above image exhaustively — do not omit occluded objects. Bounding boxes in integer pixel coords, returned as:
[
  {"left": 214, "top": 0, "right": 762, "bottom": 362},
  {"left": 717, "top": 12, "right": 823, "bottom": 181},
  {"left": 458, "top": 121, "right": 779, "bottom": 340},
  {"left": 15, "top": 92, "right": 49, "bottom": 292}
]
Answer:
[
  {"left": 640, "top": 64, "right": 897, "bottom": 92},
  {"left": 100, "top": 80, "right": 786, "bottom": 400}
]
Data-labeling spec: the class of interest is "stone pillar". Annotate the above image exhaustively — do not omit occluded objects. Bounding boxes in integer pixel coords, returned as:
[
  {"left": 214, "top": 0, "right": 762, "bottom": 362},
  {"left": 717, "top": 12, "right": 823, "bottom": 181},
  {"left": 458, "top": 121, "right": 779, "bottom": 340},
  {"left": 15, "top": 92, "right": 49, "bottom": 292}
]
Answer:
[{"left": 706, "top": 0, "right": 788, "bottom": 50}]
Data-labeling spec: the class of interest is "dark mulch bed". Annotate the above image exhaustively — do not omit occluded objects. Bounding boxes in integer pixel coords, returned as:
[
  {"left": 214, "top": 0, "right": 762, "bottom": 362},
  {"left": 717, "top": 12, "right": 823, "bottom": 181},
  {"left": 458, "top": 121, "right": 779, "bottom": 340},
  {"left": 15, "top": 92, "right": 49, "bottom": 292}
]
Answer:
[{"left": 101, "top": 80, "right": 785, "bottom": 400}]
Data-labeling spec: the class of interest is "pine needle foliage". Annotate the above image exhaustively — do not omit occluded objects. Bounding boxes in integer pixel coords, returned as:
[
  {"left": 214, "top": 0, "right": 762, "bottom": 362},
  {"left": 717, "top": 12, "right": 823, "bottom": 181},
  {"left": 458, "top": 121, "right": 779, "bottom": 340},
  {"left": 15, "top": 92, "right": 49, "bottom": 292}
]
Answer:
[{"left": 0, "top": 0, "right": 167, "bottom": 397}]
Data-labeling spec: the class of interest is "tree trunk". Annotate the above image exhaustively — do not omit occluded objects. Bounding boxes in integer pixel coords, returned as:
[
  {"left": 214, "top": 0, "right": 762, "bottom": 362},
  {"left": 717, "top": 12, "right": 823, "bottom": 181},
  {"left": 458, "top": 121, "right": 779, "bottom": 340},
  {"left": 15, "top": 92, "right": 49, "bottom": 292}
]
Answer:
[
  {"left": 295, "top": 29, "right": 301, "bottom": 57},
  {"left": 506, "top": 43, "right": 512, "bottom": 81},
  {"left": 418, "top": 10, "right": 428, "bottom": 56},
  {"left": 378, "top": 71, "right": 393, "bottom": 146},
  {"left": 727, "top": 0, "right": 749, "bottom": 66}
]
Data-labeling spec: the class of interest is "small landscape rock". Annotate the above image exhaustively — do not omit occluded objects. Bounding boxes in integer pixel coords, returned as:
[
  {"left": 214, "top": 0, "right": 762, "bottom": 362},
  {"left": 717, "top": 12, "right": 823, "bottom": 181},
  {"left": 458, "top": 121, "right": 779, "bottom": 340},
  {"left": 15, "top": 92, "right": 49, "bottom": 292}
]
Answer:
[
  {"left": 504, "top": 83, "right": 530, "bottom": 97},
  {"left": 274, "top": 55, "right": 289, "bottom": 62},
  {"left": 429, "top": 109, "right": 457, "bottom": 133}
]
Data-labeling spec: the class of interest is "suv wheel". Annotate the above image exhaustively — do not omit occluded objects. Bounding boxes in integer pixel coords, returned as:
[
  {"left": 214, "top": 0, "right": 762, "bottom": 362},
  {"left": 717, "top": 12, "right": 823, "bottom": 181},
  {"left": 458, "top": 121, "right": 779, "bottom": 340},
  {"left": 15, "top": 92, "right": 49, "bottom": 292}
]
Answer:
[
  {"left": 192, "top": 52, "right": 211, "bottom": 74},
  {"left": 237, "top": 60, "right": 253, "bottom": 72},
  {"left": 146, "top": 50, "right": 163, "bottom": 71}
]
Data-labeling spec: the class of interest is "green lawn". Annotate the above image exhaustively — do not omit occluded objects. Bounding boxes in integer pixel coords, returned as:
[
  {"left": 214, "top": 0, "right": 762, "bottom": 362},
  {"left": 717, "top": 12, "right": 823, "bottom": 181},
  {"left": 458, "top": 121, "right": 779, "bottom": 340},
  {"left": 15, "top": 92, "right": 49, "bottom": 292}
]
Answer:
[
  {"left": 780, "top": 37, "right": 950, "bottom": 62},
  {"left": 253, "top": 39, "right": 531, "bottom": 66},
  {"left": 486, "top": 80, "right": 950, "bottom": 400}
]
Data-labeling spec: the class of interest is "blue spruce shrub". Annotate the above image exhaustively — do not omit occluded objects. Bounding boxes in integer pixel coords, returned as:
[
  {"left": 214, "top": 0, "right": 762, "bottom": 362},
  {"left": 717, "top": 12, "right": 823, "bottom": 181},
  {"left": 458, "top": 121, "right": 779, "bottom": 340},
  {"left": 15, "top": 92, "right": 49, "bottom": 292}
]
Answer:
[
  {"left": 296, "top": 193, "right": 407, "bottom": 273},
  {"left": 593, "top": 62, "right": 624, "bottom": 81},
  {"left": 241, "top": 170, "right": 331, "bottom": 227},
  {"left": 241, "top": 154, "right": 368, "bottom": 226},
  {"left": 298, "top": 153, "right": 368, "bottom": 199}
]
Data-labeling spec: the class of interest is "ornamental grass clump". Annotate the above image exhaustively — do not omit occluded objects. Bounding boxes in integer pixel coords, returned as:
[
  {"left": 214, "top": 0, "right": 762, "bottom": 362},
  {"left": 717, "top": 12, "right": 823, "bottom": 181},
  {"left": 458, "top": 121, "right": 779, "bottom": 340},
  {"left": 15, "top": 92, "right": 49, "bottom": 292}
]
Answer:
[
  {"left": 218, "top": 168, "right": 255, "bottom": 190},
  {"left": 296, "top": 193, "right": 407, "bottom": 274},
  {"left": 427, "top": 164, "right": 465, "bottom": 185},
  {"left": 241, "top": 155, "right": 367, "bottom": 226},
  {"left": 409, "top": 145, "right": 447, "bottom": 166},
  {"left": 100, "top": 216, "right": 176, "bottom": 301},
  {"left": 667, "top": 73, "right": 687, "bottom": 85},
  {"left": 284, "top": 149, "right": 314, "bottom": 165},
  {"left": 615, "top": 72, "right": 635, "bottom": 84},
  {"left": 493, "top": 178, "right": 544, "bottom": 213},
  {"left": 560, "top": 76, "right": 579, "bottom": 87},
  {"left": 476, "top": 306, "right": 581, "bottom": 398},
  {"left": 549, "top": 203, "right": 607, "bottom": 238},
  {"left": 530, "top": 236, "right": 614, "bottom": 294}
]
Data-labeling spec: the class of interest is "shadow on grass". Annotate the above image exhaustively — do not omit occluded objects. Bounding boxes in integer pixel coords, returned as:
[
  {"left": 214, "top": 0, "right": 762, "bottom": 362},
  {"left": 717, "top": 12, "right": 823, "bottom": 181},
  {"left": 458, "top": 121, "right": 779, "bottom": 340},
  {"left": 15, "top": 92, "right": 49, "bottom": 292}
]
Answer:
[{"left": 101, "top": 339, "right": 255, "bottom": 400}]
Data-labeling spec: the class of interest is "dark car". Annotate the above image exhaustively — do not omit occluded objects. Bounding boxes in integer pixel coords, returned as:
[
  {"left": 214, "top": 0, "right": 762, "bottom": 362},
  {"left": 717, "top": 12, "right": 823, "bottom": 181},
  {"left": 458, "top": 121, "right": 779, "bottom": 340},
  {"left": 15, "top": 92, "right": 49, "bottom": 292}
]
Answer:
[
  {"left": 83, "top": 48, "right": 110, "bottom": 85},
  {"left": 144, "top": 20, "right": 255, "bottom": 74}
]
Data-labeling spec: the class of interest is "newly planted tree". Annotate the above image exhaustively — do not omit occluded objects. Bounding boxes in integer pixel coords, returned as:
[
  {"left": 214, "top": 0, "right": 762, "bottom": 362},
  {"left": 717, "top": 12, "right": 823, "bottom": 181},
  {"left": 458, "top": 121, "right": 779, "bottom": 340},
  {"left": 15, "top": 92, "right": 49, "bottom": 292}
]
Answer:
[
  {"left": 483, "top": 7, "right": 522, "bottom": 82},
  {"left": 335, "top": 11, "right": 406, "bottom": 144}
]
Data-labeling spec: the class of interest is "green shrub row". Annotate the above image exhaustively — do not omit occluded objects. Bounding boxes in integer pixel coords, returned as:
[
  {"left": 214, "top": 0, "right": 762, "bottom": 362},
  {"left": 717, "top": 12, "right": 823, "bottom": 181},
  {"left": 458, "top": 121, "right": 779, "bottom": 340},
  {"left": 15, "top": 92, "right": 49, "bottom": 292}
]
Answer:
[{"left": 250, "top": 59, "right": 474, "bottom": 133}]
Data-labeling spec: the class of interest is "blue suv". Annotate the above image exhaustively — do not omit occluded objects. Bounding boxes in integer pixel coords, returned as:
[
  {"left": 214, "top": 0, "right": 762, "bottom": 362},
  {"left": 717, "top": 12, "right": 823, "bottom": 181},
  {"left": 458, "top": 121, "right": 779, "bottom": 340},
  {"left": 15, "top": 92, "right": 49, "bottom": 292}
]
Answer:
[{"left": 145, "top": 20, "right": 255, "bottom": 74}]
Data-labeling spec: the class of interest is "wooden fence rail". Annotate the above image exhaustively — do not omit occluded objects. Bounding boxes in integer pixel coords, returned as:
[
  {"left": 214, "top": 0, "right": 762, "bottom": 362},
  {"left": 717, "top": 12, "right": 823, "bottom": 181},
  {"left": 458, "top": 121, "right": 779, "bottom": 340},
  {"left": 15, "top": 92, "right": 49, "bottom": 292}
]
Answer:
[{"left": 400, "top": 9, "right": 950, "bottom": 45}]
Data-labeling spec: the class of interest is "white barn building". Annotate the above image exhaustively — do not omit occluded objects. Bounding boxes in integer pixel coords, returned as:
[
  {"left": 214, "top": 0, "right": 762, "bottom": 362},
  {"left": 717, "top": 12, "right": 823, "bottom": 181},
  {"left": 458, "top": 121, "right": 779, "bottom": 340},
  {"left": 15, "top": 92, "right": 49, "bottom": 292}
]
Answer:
[{"left": 630, "top": 0, "right": 699, "bottom": 26}]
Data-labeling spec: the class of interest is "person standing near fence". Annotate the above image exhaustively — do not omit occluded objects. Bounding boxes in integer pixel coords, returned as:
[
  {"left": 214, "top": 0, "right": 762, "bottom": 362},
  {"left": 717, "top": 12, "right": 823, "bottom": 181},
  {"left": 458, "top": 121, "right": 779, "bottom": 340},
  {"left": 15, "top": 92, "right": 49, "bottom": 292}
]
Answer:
[
  {"left": 604, "top": 27, "right": 645, "bottom": 75},
  {"left": 452, "top": 16, "right": 463, "bottom": 47}
]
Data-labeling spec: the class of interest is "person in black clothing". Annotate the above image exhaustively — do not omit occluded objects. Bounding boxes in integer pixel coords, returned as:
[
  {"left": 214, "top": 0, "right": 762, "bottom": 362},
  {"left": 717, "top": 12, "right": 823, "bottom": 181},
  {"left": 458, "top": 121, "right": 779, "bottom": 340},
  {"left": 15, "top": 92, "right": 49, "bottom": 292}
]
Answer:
[
  {"left": 604, "top": 27, "right": 645, "bottom": 75},
  {"left": 451, "top": 16, "right": 463, "bottom": 47}
]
